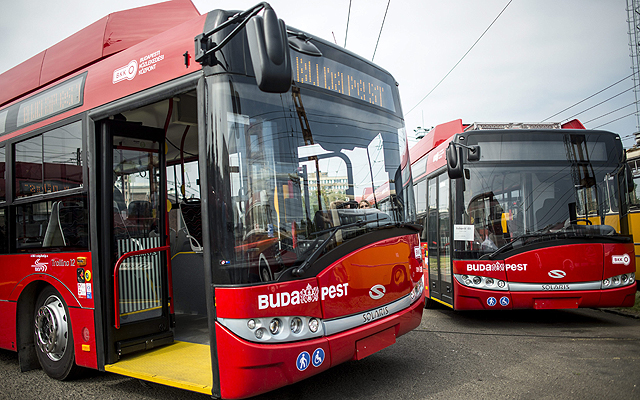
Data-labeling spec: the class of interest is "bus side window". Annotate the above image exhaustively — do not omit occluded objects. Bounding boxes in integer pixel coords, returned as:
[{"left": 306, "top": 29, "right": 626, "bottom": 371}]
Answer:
[{"left": 16, "top": 195, "right": 89, "bottom": 250}]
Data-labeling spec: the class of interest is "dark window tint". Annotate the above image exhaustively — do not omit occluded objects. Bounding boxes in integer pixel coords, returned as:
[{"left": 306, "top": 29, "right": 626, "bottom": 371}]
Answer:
[
  {"left": 44, "top": 123, "right": 83, "bottom": 191},
  {"left": 15, "top": 194, "right": 89, "bottom": 251},
  {"left": 15, "top": 121, "right": 82, "bottom": 198},
  {"left": 0, "top": 147, "right": 5, "bottom": 201},
  {"left": 15, "top": 135, "right": 42, "bottom": 198}
]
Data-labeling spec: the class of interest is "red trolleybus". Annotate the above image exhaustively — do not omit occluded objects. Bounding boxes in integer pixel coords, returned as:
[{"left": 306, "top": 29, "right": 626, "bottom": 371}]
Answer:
[
  {"left": 0, "top": 1, "right": 424, "bottom": 398},
  {"left": 410, "top": 119, "right": 636, "bottom": 310}
]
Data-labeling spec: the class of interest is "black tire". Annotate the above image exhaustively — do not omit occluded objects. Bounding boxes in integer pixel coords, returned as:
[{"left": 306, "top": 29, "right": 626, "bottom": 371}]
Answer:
[{"left": 34, "top": 287, "right": 79, "bottom": 380}]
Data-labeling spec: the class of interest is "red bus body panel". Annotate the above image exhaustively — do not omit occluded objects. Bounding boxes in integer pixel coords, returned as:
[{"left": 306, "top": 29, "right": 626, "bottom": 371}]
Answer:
[
  {"left": 0, "top": 14, "right": 206, "bottom": 145},
  {"left": 216, "top": 298, "right": 423, "bottom": 399},
  {"left": 215, "top": 234, "right": 424, "bottom": 399},
  {"left": 452, "top": 243, "right": 636, "bottom": 310},
  {"left": 317, "top": 237, "right": 416, "bottom": 319},
  {"left": 0, "top": 252, "right": 97, "bottom": 368},
  {"left": 0, "top": 0, "right": 200, "bottom": 107},
  {"left": 0, "top": 302, "right": 17, "bottom": 350}
]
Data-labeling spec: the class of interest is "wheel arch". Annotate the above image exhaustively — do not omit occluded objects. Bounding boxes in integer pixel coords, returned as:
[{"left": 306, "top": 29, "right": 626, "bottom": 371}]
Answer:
[
  {"left": 16, "top": 279, "right": 80, "bottom": 373},
  {"left": 16, "top": 280, "right": 47, "bottom": 372}
]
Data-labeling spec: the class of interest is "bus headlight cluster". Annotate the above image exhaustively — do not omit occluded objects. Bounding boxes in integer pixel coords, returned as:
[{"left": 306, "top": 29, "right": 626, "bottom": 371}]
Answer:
[
  {"left": 219, "top": 316, "right": 324, "bottom": 343},
  {"left": 602, "top": 273, "right": 636, "bottom": 289},
  {"left": 410, "top": 279, "right": 424, "bottom": 302},
  {"left": 454, "top": 274, "right": 508, "bottom": 291}
]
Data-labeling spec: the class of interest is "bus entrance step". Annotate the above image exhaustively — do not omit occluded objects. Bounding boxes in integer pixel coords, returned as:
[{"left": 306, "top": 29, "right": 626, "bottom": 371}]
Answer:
[
  {"left": 117, "top": 331, "right": 174, "bottom": 357},
  {"left": 105, "top": 341, "right": 213, "bottom": 395}
]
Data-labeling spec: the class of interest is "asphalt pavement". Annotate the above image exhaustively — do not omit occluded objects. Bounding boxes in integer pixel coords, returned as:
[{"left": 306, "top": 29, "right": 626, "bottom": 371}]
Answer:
[{"left": 1, "top": 305, "right": 639, "bottom": 400}]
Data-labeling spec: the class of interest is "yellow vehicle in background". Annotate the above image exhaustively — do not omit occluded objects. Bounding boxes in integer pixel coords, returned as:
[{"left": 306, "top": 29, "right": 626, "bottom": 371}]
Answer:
[{"left": 626, "top": 147, "right": 640, "bottom": 281}]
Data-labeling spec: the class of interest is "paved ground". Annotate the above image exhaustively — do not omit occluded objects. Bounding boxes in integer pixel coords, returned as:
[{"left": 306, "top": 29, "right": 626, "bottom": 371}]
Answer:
[{"left": 1, "top": 302, "right": 639, "bottom": 400}]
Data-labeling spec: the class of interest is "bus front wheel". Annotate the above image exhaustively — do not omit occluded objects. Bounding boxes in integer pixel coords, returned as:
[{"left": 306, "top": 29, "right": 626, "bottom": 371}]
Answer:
[{"left": 33, "top": 287, "right": 79, "bottom": 380}]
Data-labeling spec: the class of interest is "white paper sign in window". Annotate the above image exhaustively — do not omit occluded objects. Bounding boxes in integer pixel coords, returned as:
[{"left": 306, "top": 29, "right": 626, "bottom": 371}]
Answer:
[{"left": 454, "top": 224, "right": 475, "bottom": 241}]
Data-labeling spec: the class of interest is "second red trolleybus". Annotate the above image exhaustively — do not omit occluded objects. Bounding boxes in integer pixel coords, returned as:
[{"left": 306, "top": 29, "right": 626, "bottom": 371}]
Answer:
[
  {"left": 0, "top": 1, "right": 424, "bottom": 398},
  {"left": 410, "top": 119, "right": 636, "bottom": 310}
]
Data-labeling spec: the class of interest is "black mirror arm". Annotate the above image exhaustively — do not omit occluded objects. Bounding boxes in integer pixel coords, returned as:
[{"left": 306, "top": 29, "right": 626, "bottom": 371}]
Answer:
[
  {"left": 453, "top": 142, "right": 478, "bottom": 154},
  {"left": 195, "top": 2, "right": 270, "bottom": 64}
]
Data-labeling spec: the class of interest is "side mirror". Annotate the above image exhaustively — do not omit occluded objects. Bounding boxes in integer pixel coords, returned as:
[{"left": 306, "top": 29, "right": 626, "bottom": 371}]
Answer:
[
  {"left": 447, "top": 142, "right": 464, "bottom": 179},
  {"left": 246, "top": 6, "right": 292, "bottom": 93},
  {"left": 468, "top": 145, "right": 481, "bottom": 161}
]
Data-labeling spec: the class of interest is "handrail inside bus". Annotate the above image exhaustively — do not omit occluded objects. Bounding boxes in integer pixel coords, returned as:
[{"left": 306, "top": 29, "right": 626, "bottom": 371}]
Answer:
[{"left": 113, "top": 245, "right": 171, "bottom": 329}]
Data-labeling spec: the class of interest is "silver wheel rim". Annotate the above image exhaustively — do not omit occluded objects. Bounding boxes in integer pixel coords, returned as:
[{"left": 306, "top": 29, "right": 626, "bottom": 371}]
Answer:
[{"left": 35, "top": 295, "right": 68, "bottom": 362}]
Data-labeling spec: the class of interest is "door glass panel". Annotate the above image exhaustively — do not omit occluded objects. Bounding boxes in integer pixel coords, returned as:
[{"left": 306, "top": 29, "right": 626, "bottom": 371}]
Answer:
[
  {"left": 112, "top": 136, "right": 163, "bottom": 324},
  {"left": 438, "top": 175, "right": 451, "bottom": 292},
  {"left": 427, "top": 178, "right": 438, "bottom": 294},
  {"left": 0, "top": 146, "right": 5, "bottom": 202}
]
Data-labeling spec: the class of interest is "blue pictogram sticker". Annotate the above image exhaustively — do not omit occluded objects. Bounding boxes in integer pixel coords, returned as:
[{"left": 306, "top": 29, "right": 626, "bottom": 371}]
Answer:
[
  {"left": 296, "top": 351, "right": 310, "bottom": 371},
  {"left": 312, "top": 348, "right": 325, "bottom": 368},
  {"left": 500, "top": 296, "right": 510, "bottom": 306},
  {"left": 487, "top": 297, "right": 497, "bottom": 307}
]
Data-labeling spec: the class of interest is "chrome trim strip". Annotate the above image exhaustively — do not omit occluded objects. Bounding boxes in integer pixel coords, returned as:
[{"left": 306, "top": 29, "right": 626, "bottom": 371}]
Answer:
[
  {"left": 323, "top": 293, "right": 414, "bottom": 336},
  {"left": 218, "top": 289, "right": 422, "bottom": 343},
  {"left": 508, "top": 281, "right": 601, "bottom": 291}
]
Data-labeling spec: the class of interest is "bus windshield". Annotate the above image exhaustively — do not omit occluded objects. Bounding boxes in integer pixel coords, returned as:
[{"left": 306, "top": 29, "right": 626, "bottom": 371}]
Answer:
[
  {"left": 453, "top": 131, "right": 626, "bottom": 259},
  {"left": 208, "top": 76, "right": 412, "bottom": 284}
]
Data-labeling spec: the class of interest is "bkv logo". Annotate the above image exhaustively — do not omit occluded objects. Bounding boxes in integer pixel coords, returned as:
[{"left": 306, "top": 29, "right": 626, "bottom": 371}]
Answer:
[
  {"left": 612, "top": 254, "right": 631, "bottom": 266},
  {"left": 113, "top": 60, "right": 138, "bottom": 84}
]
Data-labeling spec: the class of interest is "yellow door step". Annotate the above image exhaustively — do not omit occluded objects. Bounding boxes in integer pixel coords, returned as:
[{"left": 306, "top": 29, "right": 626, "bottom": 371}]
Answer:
[{"left": 105, "top": 341, "right": 212, "bottom": 395}]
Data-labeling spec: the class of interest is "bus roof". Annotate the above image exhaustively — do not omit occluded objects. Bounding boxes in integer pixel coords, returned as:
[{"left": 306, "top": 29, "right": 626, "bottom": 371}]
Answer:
[
  {"left": 409, "top": 118, "right": 586, "bottom": 166},
  {"left": 0, "top": 0, "right": 199, "bottom": 107},
  {"left": 408, "top": 119, "right": 465, "bottom": 166}
]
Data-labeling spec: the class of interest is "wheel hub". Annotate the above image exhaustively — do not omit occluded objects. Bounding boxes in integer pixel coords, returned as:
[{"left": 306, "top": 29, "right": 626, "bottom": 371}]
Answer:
[{"left": 35, "top": 295, "right": 68, "bottom": 361}]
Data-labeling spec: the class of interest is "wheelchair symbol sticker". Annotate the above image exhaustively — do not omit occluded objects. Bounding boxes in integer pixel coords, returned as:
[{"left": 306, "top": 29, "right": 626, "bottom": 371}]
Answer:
[
  {"left": 296, "top": 351, "right": 310, "bottom": 371},
  {"left": 500, "top": 296, "right": 510, "bottom": 306},
  {"left": 487, "top": 297, "right": 497, "bottom": 307},
  {"left": 312, "top": 348, "right": 325, "bottom": 367}
]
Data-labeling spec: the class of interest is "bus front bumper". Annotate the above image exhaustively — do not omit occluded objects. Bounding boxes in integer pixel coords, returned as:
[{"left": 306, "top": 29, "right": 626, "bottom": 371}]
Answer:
[
  {"left": 453, "top": 280, "right": 636, "bottom": 310},
  {"left": 214, "top": 295, "right": 424, "bottom": 399}
]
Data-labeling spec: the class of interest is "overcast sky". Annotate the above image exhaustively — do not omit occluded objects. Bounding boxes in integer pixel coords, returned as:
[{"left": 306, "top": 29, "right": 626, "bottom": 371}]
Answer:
[{"left": 1, "top": 0, "right": 637, "bottom": 148}]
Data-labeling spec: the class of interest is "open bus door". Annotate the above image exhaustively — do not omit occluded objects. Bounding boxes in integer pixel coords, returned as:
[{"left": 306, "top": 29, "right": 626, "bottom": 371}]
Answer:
[
  {"left": 98, "top": 120, "right": 173, "bottom": 364},
  {"left": 426, "top": 174, "right": 454, "bottom": 307}
]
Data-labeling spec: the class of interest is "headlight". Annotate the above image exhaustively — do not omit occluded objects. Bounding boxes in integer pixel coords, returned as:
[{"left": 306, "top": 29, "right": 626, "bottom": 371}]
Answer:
[
  {"left": 454, "top": 274, "right": 508, "bottom": 291},
  {"left": 290, "top": 317, "right": 303, "bottom": 334},
  {"left": 309, "top": 318, "right": 319, "bottom": 333},
  {"left": 602, "top": 274, "right": 636, "bottom": 289},
  {"left": 410, "top": 279, "right": 425, "bottom": 302},
  {"left": 218, "top": 315, "right": 324, "bottom": 343},
  {"left": 269, "top": 318, "right": 282, "bottom": 335}
]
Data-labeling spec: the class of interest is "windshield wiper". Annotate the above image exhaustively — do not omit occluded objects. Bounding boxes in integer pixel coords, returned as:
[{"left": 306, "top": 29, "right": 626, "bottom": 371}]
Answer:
[
  {"left": 480, "top": 230, "right": 550, "bottom": 260},
  {"left": 292, "top": 218, "right": 383, "bottom": 276}
]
